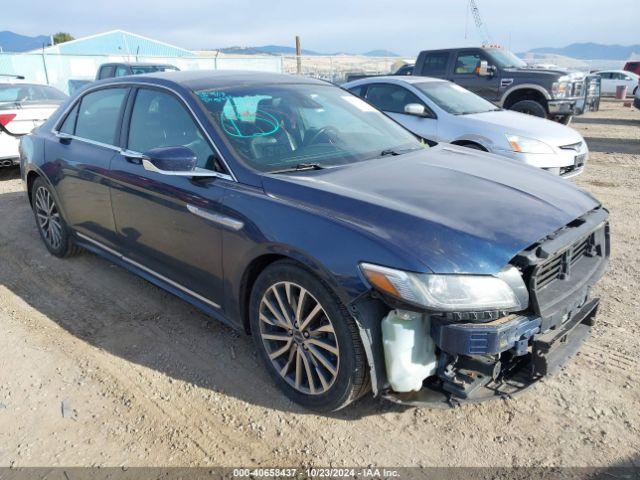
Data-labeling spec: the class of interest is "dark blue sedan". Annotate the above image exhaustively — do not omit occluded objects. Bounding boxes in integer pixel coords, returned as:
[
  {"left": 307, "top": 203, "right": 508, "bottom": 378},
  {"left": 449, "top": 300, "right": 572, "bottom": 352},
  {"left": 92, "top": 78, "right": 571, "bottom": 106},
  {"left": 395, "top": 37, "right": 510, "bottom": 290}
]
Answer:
[{"left": 19, "top": 71, "right": 609, "bottom": 410}]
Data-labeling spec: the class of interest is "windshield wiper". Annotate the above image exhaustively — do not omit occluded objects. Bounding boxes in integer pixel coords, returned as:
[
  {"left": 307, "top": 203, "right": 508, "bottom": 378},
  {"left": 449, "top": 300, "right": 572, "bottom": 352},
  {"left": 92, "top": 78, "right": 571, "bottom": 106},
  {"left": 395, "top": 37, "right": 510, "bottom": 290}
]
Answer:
[
  {"left": 270, "top": 163, "right": 325, "bottom": 174},
  {"left": 379, "top": 146, "right": 422, "bottom": 157}
]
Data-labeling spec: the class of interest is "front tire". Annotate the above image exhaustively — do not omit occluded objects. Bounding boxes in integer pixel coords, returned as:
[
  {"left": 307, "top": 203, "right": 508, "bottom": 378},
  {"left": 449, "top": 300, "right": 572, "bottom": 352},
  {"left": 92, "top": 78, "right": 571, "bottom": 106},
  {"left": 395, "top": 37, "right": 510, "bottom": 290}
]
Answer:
[
  {"left": 509, "top": 99, "right": 547, "bottom": 118},
  {"left": 249, "top": 260, "right": 369, "bottom": 411},
  {"left": 31, "top": 177, "right": 80, "bottom": 258}
]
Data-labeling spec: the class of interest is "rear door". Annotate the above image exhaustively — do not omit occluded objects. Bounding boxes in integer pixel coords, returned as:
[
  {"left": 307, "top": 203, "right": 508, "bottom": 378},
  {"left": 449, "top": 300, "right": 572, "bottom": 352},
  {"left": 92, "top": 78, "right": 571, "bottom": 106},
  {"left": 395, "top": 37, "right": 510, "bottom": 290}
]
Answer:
[{"left": 48, "top": 86, "right": 130, "bottom": 247}]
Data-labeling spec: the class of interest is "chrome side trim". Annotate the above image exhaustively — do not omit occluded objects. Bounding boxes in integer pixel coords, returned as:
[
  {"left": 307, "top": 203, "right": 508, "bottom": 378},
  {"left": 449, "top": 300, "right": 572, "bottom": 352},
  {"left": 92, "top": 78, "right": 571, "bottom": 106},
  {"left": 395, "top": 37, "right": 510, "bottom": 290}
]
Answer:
[
  {"left": 186, "top": 204, "right": 244, "bottom": 231},
  {"left": 55, "top": 132, "right": 123, "bottom": 152},
  {"left": 76, "top": 232, "right": 221, "bottom": 309},
  {"left": 51, "top": 81, "right": 238, "bottom": 182}
]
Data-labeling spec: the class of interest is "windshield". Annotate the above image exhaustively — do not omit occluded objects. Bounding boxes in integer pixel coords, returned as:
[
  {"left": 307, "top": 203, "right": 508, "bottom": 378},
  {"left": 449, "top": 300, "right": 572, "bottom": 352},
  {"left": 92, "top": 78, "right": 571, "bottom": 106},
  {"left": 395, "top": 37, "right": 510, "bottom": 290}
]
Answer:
[
  {"left": 487, "top": 49, "right": 527, "bottom": 69},
  {"left": 0, "top": 84, "right": 67, "bottom": 104},
  {"left": 130, "top": 65, "right": 179, "bottom": 74},
  {"left": 195, "top": 84, "right": 423, "bottom": 173},
  {"left": 413, "top": 81, "right": 499, "bottom": 115}
]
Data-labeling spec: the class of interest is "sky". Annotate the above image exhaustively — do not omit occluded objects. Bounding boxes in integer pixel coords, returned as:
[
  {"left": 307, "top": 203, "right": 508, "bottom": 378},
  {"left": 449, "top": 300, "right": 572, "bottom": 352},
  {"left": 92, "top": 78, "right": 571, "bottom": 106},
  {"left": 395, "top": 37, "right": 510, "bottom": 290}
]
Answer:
[{"left": 5, "top": 0, "right": 640, "bottom": 56}]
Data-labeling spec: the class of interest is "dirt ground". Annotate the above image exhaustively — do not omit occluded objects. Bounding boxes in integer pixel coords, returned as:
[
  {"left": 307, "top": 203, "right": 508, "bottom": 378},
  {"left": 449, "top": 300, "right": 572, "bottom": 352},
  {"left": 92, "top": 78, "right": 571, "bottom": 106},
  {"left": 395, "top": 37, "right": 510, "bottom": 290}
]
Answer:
[{"left": 0, "top": 100, "right": 638, "bottom": 468}]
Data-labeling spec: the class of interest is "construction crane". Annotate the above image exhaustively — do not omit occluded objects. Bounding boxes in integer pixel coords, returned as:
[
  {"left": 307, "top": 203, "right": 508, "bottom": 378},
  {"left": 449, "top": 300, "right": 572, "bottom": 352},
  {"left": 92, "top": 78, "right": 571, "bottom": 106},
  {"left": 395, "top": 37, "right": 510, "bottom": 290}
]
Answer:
[{"left": 466, "top": 0, "right": 493, "bottom": 47}]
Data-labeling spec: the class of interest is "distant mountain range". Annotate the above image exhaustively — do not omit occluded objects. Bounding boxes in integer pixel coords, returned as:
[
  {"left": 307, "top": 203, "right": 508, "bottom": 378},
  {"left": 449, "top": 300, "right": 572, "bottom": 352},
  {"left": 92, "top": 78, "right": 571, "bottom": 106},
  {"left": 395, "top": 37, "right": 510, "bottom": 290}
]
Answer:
[
  {"left": 0, "top": 31, "right": 50, "bottom": 52},
  {"left": 525, "top": 43, "right": 640, "bottom": 60},
  {"left": 218, "top": 45, "right": 401, "bottom": 57}
]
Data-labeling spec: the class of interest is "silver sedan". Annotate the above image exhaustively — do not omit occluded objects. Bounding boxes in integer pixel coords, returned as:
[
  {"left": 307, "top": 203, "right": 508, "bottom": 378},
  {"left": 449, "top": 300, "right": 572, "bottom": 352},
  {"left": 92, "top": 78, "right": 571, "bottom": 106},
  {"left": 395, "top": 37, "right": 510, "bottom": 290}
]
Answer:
[{"left": 343, "top": 76, "right": 589, "bottom": 178}]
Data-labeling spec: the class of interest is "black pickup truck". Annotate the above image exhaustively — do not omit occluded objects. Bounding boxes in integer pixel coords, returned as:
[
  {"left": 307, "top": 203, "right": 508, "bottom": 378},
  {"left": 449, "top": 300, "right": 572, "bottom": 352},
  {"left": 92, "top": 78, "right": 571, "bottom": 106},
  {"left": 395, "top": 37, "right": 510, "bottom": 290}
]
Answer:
[{"left": 413, "top": 47, "right": 600, "bottom": 124}]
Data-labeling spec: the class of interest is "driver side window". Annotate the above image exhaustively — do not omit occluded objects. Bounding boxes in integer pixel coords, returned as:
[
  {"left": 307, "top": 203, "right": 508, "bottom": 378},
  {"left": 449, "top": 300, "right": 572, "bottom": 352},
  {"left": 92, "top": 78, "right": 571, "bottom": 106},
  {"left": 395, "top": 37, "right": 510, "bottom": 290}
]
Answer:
[
  {"left": 364, "top": 84, "right": 425, "bottom": 115},
  {"left": 128, "top": 88, "right": 218, "bottom": 171}
]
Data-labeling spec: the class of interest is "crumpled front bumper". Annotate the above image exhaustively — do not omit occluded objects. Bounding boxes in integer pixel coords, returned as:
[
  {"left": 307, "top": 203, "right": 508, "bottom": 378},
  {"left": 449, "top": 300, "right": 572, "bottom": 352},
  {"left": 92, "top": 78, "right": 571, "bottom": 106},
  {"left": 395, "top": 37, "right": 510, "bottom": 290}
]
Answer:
[{"left": 382, "top": 297, "right": 599, "bottom": 408}]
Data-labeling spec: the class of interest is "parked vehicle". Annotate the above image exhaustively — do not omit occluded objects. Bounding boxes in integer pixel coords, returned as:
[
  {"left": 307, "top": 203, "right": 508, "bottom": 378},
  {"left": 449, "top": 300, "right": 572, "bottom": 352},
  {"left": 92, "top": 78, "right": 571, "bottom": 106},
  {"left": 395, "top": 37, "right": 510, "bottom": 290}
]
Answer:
[
  {"left": 344, "top": 76, "right": 589, "bottom": 177},
  {"left": 412, "top": 47, "right": 601, "bottom": 124},
  {"left": 95, "top": 62, "right": 180, "bottom": 80},
  {"left": 595, "top": 70, "right": 639, "bottom": 96},
  {"left": 634, "top": 85, "right": 640, "bottom": 110},
  {"left": 20, "top": 71, "right": 609, "bottom": 411},
  {"left": 345, "top": 63, "right": 414, "bottom": 83},
  {"left": 623, "top": 61, "right": 640, "bottom": 76},
  {"left": 0, "top": 82, "right": 67, "bottom": 167}
]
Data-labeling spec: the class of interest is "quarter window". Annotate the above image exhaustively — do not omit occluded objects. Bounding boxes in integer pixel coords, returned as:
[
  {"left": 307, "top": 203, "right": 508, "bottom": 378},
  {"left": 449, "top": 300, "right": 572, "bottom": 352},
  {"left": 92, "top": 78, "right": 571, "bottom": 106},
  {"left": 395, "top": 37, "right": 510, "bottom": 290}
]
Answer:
[
  {"left": 59, "top": 103, "right": 79, "bottom": 134},
  {"left": 365, "top": 84, "right": 424, "bottom": 114},
  {"left": 74, "top": 88, "right": 128, "bottom": 145},
  {"left": 420, "top": 52, "right": 449, "bottom": 76},
  {"left": 128, "top": 88, "right": 217, "bottom": 170},
  {"left": 454, "top": 53, "right": 481, "bottom": 74}
]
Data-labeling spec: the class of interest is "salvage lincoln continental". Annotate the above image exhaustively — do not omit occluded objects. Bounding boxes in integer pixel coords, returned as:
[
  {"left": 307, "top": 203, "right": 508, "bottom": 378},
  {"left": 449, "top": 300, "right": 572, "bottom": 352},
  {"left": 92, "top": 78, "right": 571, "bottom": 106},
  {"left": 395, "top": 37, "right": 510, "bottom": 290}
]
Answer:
[{"left": 19, "top": 71, "right": 609, "bottom": 411}]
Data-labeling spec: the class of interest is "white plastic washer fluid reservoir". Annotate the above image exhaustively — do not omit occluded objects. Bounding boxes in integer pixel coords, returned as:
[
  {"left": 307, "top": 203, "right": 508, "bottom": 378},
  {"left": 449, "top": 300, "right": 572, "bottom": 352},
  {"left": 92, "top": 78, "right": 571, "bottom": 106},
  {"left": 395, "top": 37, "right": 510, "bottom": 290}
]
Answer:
[{"left": 381, "top": 309, "right": 438, "bottom": 392}]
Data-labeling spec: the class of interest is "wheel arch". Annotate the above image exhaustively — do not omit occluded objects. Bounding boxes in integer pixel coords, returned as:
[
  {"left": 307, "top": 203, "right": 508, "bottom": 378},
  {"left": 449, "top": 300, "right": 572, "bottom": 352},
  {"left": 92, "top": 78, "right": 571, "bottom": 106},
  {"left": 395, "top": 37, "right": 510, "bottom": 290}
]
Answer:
[
  {"left": 450, "top": 139, "right": 489, "bottom": 151},
  {"left": 501, "top": 85, "right": 550, "bottom": 110},
  {"left": 238, "top": 247, "right": 355, "bottom": 335}
]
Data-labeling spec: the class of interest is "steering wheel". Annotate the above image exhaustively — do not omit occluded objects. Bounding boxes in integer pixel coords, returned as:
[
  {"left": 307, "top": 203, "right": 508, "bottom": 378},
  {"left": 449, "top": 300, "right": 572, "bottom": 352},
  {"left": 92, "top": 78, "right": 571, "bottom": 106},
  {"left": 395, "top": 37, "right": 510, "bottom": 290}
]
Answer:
[{"left": 303, "top": 126, "right": 340, "bottom": 147}]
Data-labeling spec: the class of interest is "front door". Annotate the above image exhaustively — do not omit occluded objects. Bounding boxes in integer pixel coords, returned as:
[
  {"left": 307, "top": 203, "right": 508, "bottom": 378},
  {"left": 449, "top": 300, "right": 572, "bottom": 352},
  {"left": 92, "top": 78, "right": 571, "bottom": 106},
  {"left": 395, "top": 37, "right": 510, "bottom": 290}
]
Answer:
[
  {"left": 363, "top": 83, "right": 438, "bottom": 141},
  {"left": 109, "top": 87, "right": 231, "bottom": 309},
  {"left": 449, "top": 50, "right": 500, "bottom": 102},
  {"left": 49, "top": 86, "right": 130, "bottom": 247}
]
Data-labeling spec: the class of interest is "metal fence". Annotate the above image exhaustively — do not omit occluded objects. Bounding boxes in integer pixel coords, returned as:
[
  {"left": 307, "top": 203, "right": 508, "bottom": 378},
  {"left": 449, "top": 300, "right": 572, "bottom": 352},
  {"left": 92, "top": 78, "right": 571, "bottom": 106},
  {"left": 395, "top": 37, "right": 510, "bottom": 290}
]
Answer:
[
  {"left": 0, "top": 52, "right": 283, "bottom": 94},
  {"left": 281, "top": 55, "right": 412, "bottom": 84}
]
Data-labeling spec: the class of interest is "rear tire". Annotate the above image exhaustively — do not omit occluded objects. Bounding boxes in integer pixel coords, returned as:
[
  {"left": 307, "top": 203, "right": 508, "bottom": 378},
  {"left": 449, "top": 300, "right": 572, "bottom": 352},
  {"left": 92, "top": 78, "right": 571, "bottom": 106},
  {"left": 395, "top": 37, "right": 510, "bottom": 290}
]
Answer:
[
  {"left": 31, "top": 177, "right": 81, "bottom": 258},
  {"left": 509, "top": 99, "right": 547, "bottom": 118},
  {"left": 249, "top": 260, "right": 369, "bottom": 411}
]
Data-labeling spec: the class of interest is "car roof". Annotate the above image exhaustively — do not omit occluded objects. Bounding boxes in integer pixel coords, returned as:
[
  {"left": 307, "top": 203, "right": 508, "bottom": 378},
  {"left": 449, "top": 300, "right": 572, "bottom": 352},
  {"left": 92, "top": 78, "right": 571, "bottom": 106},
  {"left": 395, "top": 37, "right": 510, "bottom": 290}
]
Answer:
[
  {"left": 598, "top": 69, "right": 637, "bottom": 74},
  {"left": 345, "top": 75, "right": 447, "bottom": 86},
  {"left": 101, "top": 62, "right": 177, "bottom": 67},
  {"left": 0, "top": 82, "right": 59, "bottom": 88},
  {"left": 100, "top": 70, "right": 326, "bottom": 90}
]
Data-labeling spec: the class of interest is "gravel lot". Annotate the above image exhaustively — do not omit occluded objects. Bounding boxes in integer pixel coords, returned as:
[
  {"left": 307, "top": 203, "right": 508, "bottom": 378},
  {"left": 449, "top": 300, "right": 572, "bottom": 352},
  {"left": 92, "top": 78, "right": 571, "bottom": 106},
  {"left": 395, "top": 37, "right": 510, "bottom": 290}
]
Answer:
[{"left": 0, "top": 100, "right": 638, "bottom": 468}]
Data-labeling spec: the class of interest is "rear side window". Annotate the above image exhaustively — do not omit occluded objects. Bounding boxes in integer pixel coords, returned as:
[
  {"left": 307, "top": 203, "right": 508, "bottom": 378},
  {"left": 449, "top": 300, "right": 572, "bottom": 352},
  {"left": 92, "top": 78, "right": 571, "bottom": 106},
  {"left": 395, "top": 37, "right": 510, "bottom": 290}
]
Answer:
[
  {"left": 127, "top": 88, "right": 217, "bottom": 170},
  {"left": 115, "top": 66, "right": 129, "bottom": 77},
  {"left": 347, "top": 86, "right": 364, "bottom": 97},
  {"left": 420, "top": 52, "right": 449, "bottom": 76},
  {"left": 98, "top": 65, "right": 115, "bottom": 79},
  {"left": 75, "top": 88, "right": 128, "bottom": 145},
  {"left": 365, "top": 83, "right": 424, "bottom": 114}
]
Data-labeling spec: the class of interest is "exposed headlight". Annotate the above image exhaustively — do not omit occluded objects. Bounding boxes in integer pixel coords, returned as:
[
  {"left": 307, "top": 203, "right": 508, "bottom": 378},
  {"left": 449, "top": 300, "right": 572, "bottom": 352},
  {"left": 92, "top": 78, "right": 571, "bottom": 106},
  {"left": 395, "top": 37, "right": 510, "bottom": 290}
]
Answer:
[
  {"left": 552, "top": 79, "right": 571, "bottom": 99},
  {"left": 506, "top": 134, "right": 554, "bottom": 154},
  {"left": 359, "top": 263, "right": 528, "bottom": 312}
]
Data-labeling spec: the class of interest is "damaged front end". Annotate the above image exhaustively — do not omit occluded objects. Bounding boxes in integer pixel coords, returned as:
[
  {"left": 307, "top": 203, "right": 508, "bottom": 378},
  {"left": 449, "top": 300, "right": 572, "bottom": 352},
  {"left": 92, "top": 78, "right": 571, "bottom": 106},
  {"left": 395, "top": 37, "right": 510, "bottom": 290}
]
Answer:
[{"left": 358, "top": 207, "right": 610, "bottom": 408}]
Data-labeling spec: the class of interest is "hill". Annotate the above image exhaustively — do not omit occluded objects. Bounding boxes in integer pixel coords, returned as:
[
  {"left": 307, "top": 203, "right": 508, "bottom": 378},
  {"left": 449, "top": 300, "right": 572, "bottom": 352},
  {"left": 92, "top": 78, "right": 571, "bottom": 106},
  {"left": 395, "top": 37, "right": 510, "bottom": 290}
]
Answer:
[
  {"left": 0, "top": 31, "right": 50, "bottom": 52},
  {"left": 527, "top": 43, "right": 640, "bottom": 60}
]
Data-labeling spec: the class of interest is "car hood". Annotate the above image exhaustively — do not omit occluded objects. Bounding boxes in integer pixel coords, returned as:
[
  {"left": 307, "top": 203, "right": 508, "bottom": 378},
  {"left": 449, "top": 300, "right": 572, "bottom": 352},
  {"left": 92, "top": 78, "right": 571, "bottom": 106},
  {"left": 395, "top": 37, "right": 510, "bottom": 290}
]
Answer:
[
  {"left": 262, "top": 145, "right": 600, "bottom": 274},
  {"left": 462, "top": 110, "right": 584, "bottom": 148}
]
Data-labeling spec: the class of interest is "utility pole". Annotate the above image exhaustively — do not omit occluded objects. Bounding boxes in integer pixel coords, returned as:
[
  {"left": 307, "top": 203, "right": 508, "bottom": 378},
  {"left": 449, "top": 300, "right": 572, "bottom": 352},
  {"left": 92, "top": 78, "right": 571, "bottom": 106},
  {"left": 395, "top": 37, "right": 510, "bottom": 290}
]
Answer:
[{"left": 295, "top": 36, "right": 302, "bottom": 75}]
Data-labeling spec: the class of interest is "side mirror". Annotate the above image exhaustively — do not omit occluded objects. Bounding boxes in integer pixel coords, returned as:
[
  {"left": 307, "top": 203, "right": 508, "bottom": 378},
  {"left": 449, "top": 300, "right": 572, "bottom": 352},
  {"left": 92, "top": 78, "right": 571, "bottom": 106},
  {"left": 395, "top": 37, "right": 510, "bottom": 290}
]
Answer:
[
  {"left": 404, "top": 103, "right": 427, "bottom": 117},
  {"left": 140, "top": 146, "right": 213, "bottom": 177},
  {"left": 477, "top": 60, "right": 494, "bottom": 77}
]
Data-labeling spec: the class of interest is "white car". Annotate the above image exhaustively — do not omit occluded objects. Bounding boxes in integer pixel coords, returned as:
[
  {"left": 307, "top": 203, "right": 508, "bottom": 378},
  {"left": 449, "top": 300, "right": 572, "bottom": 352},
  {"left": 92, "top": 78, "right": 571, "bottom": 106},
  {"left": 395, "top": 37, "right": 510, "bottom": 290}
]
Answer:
[
  {"left": 596, "top": 70, "right": 639, "bottom": 97},
  {"left": 0, "top": 82, "right": 67, "bottom": 167},
  {"left": 343, "top": 76, "right": 589, "bottom": 178}
]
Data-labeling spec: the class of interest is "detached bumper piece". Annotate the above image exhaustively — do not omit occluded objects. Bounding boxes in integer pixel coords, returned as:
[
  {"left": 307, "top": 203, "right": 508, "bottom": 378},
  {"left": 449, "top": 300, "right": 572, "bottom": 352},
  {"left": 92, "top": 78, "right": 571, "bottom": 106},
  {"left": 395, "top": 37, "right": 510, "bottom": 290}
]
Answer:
[{"left": 383, "top": 298, "right": 599, "bottom": 408}]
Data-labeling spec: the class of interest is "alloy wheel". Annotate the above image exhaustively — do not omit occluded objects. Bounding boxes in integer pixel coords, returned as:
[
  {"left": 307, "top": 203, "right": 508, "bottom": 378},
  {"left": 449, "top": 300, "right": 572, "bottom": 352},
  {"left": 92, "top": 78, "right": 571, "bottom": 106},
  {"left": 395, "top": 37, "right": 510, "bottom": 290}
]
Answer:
[
  {"left": 34, "top": 186, "right": 63, "bottom": 251},
  {"left": 258, "top": 281, "right": 339, "bottom": 395}
]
